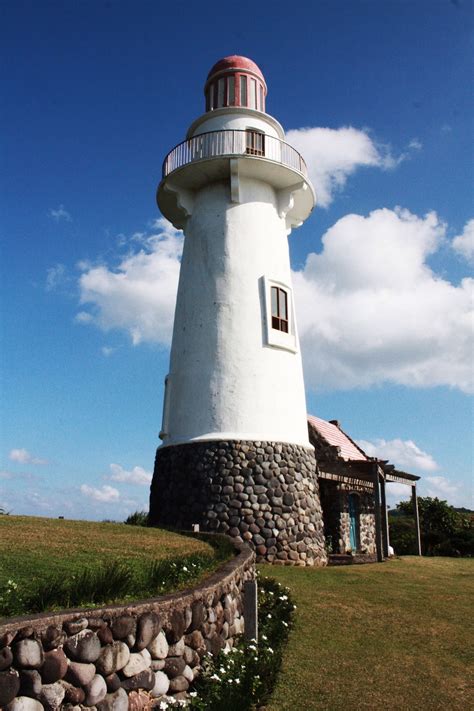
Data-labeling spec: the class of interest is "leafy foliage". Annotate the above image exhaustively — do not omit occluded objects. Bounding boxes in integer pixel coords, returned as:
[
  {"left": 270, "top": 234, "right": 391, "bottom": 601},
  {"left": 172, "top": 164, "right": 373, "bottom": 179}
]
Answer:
[
  {"left": 189, "top": 576, "right": 295, "bottom": 710},
  {"left": 0, "top": 549, "right": 231, "bottom": 619},
  {"left": 124, "top": 510, "right": 149, "bottom": 526},
  {"left": 390, "top": 497, "right": 473, "bottom": 556}
]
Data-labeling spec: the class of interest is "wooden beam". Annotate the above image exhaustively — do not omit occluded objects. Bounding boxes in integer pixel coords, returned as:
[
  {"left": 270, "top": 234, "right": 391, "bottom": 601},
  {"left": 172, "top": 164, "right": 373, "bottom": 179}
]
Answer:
[
  {"left": 372, "top": 462, "right": 384, "bottom": 562},
  {"left": 380, "top": 473, "right": 390, "bottom": 557},
  {"left": 412, "top": 484, "right": 422, "bottom": 556}
]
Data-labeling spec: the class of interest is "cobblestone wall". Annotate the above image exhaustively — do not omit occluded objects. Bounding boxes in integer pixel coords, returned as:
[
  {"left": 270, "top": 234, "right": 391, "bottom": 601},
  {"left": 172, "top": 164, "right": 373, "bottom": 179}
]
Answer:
[
  {"left": 0, "top": 544, "right": 254, "bottom": 710},
  {"left": 149, "top": 440, "right": 327, "bottom": 566}
]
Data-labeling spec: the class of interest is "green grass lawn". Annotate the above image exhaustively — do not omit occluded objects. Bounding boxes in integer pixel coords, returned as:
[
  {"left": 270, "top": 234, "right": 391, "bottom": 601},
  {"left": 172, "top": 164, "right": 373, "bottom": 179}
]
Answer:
[
  {"left": 0, "top": 516, "right": 228, "bottom": 617},
  {"left": 263, "top": 557, "right": 473, "bottom": 711}
]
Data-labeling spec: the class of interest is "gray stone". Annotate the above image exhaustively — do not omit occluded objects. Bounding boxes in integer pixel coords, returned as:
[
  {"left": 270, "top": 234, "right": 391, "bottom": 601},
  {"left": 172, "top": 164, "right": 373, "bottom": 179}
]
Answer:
[
  {"left": 95, "top": 641, "right": 130, "bottom": 676},
  {"left": 59, "top": 681, "right": 85, "bottom": 705},
  {"left": 150, "top": 659, "right": 165, "bottom": 671},
  {"left": 84, "top": 674, "right": 107, "bottom": 706},
  {"left": 150, "top": 670, "right": 170, "bottom": 697},
  {"left": 40, "top": 626, "right": 65, "bottom": 652},
  {"left": 19, "top": 669, "right": 42, "bottom": 698},
  {"left": 167, "top": 638, "right": 185, "bottom": 657},
  {"left": 6, "top": 697, "right": 44, "bottom": 711},
  {"left": 135, "top": 611, "right": 161, "bottom": 651},
  {"left": 13, "top": 640, "right": 44, "bottom": 670},
  {"left": 121, "top": 651, "right": 148, "bottom": 678},
  {"left": 0, "top": 645, "right": 13, "bottom": 670},
  {"left": 163, "top": 656, "right": 185, "bottom": 678},
  {"left": 120, "top": 668, "right": 155, "bottom": 692},
  {"left": 63, "top": 618, "right": 89, "bottom": 635},
  {"left": 169, "top": 675, "right": 189, "bottom": 693},
  {"left": 0, "top": 669, "right": 20, "bottom": 706},
  {"left": 182, "top": 664, "right": 193, "bottom": 682},
  {"left": 64, "top": 630, "right": 101, "bottom": 663},
  {"left": 96, "top": 687, "right": 128, "bottom": 711},
  {"left": 65, "top": 661, "right": 96, "bottom": 686},
  {"left": 38, "top": 682, "right": 66, "bottom": 710},
  {"left": 104, "top": 673, "right": 121, "bottom": 693},
  {"left": 110, "top": 616, "right": 136, "bottom": 640},
  {"left": 166, "top": 609, "right": 185, "bottom": 643},
  {"left": 147, "top": 630, "right": 168, "bottom": 659},
  {"left": 41, "top": 648, "right": 68, "bottom": 683}
]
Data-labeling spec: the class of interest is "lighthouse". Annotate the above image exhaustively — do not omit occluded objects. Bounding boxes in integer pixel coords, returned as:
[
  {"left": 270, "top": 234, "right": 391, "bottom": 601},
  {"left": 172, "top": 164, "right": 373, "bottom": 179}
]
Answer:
[{"left": 149, "top": 56, "right": 327, "bottom": 566}]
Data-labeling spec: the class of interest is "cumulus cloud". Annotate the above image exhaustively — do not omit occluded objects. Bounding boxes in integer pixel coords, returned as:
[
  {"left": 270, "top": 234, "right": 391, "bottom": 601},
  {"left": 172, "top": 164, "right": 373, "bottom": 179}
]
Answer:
[
  {"left": 108, "top": 463, "right": 152, "bottom": 486},
  {"left": 357, "top": 438, "right": 439, "bottom": 472},
  {"left": 286, "top": 126, "right": 415, "bottom": 208},
  {"left": 293, "top": 207, "right": 474, "bottom": 393},
  {"left": 452, "top": 219, "right": 474, "bottom": 265},
  {"left": 423, "top": 475, "right": 467, "bottom": 507},
  {"left": 9, "top": 448, "right": 48, "bottom": 465},
  {"left": 77, "top": 218, "right": 183, "bottom": 346},
  {"left": 48, "top": 205, "right": 72, "bottom": 222},
  {"left": 80, "top": 484, "right": 120, "bottom": 503}
]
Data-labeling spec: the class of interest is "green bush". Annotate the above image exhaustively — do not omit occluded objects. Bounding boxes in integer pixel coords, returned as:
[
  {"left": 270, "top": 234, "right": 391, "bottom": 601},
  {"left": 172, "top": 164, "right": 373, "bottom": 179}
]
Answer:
[
  {"left": 124, "top": 510, "right": 149, "bottom": 526},
  {"left": 189, "top": 576, "right": 296, "bottom": 710}
]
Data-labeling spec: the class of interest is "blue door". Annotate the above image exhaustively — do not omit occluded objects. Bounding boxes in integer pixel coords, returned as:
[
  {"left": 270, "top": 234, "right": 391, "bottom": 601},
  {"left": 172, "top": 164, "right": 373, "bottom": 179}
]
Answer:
[{"left": 348, "top": 494, "right": 359, "bottom": 551}]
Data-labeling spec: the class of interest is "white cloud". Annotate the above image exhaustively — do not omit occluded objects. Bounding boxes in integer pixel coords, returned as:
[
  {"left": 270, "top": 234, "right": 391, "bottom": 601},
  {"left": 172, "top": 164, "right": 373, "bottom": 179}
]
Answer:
[
  {"left": 9, "top": 448, "right": 48, "bottom": 465},
  {"left": 423, "top": 475, "right": 468, "bottom": 507},
  {"left": 108, "top": 463, "right": 152, "bottom": 486},
  {"left": 293, "top": 207, "right": 474, "bottom": 393},
  {"left": 48, "top": 205, "right": 72, "bottom": 222},
  {"left": 452, "top": 219, "right": 474, "bottom": 265},
  {"left": 286, "top": 126, "right": 408, "bottom": 208},
  {"left": 101, "top": 346, "right": 116, "bottom": 357},
  {"left": 77, "top": 218, "right": 183, "bottom": 346},
  {"left": 46, "top": 263, "right": 68, "bottom": 292},
  {"left": 357, "top": 438, "right": 439, "bottom": 472},
  {"left": 80, "top": 484, "right": 120, "bottom": 503}
]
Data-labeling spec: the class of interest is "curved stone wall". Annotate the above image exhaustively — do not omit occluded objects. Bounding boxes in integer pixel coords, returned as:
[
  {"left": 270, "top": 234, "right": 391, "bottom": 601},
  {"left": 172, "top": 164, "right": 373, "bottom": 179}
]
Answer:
[
  {"left": 0, "top": 543, "right": 254, "bottom": 709},
  {"left": 149, "top": 439, "right": 327, "bottom": 566}
]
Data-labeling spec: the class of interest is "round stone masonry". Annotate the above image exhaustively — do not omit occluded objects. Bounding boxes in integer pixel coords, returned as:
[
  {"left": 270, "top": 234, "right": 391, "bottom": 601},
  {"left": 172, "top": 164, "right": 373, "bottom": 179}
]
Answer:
[{"left": 150, "top": 439, "right": 328, "bottom": 566}]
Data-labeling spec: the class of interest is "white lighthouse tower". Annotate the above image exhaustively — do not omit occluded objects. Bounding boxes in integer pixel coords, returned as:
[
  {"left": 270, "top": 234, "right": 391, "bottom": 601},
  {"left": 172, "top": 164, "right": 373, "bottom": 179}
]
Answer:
[{"left": 149, "top": 56, "right": 327, "bottom": 566}]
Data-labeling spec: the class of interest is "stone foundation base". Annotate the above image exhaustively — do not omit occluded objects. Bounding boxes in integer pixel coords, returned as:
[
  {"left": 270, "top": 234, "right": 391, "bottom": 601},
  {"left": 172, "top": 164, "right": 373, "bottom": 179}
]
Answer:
[{"left": 149, "top": 439, "right": 327, "bottom": 566}]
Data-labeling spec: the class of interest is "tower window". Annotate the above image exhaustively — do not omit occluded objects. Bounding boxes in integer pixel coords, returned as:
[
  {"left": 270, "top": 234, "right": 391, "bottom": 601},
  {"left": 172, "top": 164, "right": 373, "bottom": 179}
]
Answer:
[
  {"left": 240, "top": 75, "right": 247, "bottom": 106},
  {"left": 246, "top": 129, "right": 265, "bottom": 156},
  {"left": 228, "top": 75, "right": 235, "bottom": 105},
  {"left": 271, "top": 286, "right": 288, "bottom": 333}
]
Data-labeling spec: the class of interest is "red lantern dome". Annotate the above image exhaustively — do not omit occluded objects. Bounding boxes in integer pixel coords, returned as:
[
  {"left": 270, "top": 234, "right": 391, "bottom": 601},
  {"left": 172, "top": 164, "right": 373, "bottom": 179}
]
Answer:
[{"left": 204, "top": 55, "right": 267, "bottom": 113}]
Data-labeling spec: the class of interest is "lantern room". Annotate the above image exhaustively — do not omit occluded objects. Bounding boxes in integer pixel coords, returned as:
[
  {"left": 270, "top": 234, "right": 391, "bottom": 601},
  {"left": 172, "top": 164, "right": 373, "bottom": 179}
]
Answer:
[{"left": 204, "top": 55, "right": 267, "bottom": 113}]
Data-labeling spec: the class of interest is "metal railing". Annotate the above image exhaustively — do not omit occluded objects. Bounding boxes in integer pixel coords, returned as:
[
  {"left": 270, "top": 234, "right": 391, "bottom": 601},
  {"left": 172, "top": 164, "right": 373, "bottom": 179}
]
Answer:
[{"left": 162, "top": 129, "right": 308, "bottom": 179}]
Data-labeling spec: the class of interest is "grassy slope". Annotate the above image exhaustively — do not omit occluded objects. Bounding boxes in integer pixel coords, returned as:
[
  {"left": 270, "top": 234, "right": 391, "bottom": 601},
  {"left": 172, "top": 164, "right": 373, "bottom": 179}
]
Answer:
[
  {"left": 264, "top": 557, "right": 473, "bottom": 711},
  {"left": 0, "top": 515, "right": 214, "bottom": 587}
]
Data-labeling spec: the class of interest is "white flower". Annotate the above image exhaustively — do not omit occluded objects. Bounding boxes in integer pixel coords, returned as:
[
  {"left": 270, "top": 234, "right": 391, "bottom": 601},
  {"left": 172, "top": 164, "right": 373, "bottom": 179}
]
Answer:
[
  {"left": 159, "top": 703, "right": 168, "bottom": 710},
  {"left": 261, "top": 634, "right": 268, "bottom": 640},
  {"left": 268, "top": 647, "right": 274, "bottom": 654},
  {"left": 210, "top": 673, "right": 220, "bottom": 681},
  {"left": 182, "top": 566, "right": 188, "bottom": 572},
  {"left": 267, "top": 613, "right": 272, "bottom": 618},
  {"left": 235, "top": 678, "right": 240, "bottom": 684},
  {"left": 282, "top": 621, "right": 289, "bottom": 627},
  {"left": 279, "top": 595, "right": 288, "bottom": 600},
  {"left": 189, "top": 692, "right": 198, "bottom": 698}
]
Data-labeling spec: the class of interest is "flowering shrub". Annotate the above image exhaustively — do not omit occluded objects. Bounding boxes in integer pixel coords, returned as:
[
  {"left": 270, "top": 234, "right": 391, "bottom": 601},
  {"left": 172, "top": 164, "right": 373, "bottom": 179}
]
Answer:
[{"left": 186, "top": 576, "right": 296, "bottom": 710}]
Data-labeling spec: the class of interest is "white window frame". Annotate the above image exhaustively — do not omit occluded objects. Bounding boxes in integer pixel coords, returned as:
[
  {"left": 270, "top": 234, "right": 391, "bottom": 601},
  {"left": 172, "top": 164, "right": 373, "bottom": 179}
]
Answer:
[{"left": 262, "top": 276, "right": 297, "bottom": 353}]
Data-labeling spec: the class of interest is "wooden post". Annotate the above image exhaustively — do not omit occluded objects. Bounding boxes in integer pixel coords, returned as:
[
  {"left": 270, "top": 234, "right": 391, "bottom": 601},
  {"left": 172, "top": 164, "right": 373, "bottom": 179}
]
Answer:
[
  {"left": 372, "top": 462, "right": 383, "bottom": 562},
  {"left": 380, "top": 474, "right": 390, "bottom": 558},
  {"left": 412, "top": 484, "right": 422, "bottom": 556}
]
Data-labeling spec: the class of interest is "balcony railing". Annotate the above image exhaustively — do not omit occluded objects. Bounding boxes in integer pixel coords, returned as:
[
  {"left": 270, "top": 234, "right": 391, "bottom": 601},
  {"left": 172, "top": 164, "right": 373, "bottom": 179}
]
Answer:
[{"left": 162, "top": 129, "right": 308, "bottom": 179}]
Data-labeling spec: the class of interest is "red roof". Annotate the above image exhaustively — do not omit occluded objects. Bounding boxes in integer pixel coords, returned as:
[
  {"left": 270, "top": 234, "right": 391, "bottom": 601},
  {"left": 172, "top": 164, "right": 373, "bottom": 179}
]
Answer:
[
  {"left": 207, "top": 55, "right": 264, "bottom": 81},
  {"left": 307, "top": 415, "right": 368, "bottom": 462}
]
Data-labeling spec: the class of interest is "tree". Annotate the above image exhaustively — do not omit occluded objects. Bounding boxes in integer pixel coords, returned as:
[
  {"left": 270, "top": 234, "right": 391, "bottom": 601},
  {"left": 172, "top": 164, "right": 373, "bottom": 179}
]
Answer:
[{"left": 392, "top": 497, "right": 472, "bottom": 556}]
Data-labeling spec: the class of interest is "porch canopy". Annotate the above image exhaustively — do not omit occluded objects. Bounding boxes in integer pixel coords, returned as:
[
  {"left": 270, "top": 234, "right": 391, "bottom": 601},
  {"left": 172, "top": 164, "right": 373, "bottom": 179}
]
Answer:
[{"left": 307, "top": 415, "right": 421, "bottom": 561}]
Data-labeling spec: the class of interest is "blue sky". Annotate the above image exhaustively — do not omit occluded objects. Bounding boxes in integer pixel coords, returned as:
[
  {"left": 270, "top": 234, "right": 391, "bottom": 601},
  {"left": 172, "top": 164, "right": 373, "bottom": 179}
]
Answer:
[{"left": 1, "top": 0, "right": 472, "bottom": 520}]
